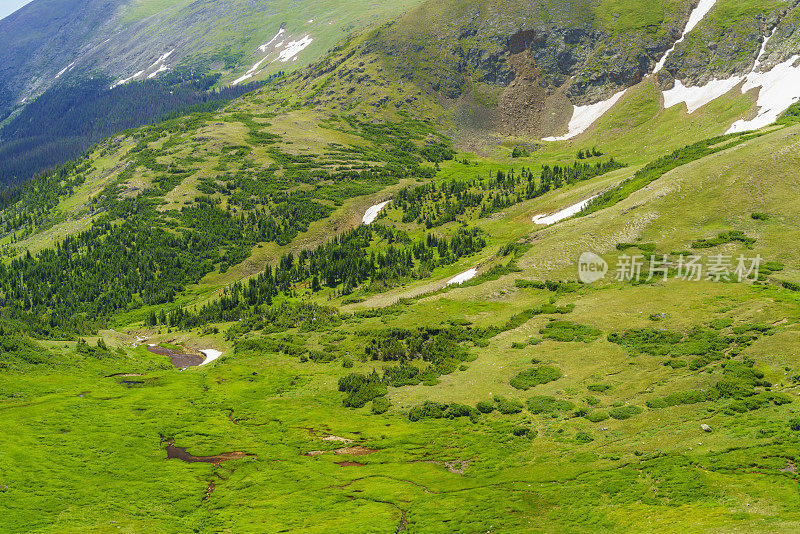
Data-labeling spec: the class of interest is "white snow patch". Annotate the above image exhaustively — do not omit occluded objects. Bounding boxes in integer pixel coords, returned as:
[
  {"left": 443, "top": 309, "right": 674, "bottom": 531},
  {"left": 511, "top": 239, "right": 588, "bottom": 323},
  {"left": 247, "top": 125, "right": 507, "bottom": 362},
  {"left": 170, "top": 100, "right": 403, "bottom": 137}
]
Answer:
[
  {"left": 753, "top": 28, "right": 777, "bottom": 71},
  {"left": 447, "top": 268, "right": 478, "bottom": 286},
  {"left": 258, "top": 28, "right": 286, "bottom": 52},
  {"left": 653, "top": 0, "right": 718, "bottom": 74},
  {"left": 663, "top": 77, "right": 743, "bottom": 113},
  {"left": 147, "top": 64, "right": 170, "bottom": 79},
  {"left": 55, "top": 61, "right": 75, "bottom": 79},
  {"left": 362, "top": 200, "right": 391, "bottom": 225},
  {"left": 727, "top": 55, "right": 800, "bottom": 133},
  {"left": 232, "top": 54, "right": 272, "bottom": 86},
  {"left": 110, "top": 49, "right": 173, "bottom": 89},
  {"left": 532, "top": 195, "right": 598, "bottom": 225},
  {"left": 199, "top": 349, "right": 223, "bottom": 366},
  {"left": 277, "top": 35, "right": 313, "bottom": 63},
  {"left": 148, "top": 50, "right": 174, "bottom": 70},
  {"left": 543, "top": 89, "right": 627, "bottom": 141},
  {"left": 231, "top": 71, "right": 254, "bottom": 86},
  {"left": 660, "top": 23, "right": 800, "bottom": 133},
  {"left": 230, "top": 30, "right": 311, "bottom": 86},
  {"left": 110, "top": 69, "right": 145, "bottom": 89}
]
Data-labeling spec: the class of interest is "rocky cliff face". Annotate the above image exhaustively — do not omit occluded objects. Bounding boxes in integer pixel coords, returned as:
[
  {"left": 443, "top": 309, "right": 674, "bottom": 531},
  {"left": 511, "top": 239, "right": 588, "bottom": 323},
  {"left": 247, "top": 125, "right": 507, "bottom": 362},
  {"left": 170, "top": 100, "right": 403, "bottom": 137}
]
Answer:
[
  {"left": 659, "top": 0, "right": 800, "bottom": 86},
  {"left": 327, "top": 0, "right": 800, "bottom": 139}
]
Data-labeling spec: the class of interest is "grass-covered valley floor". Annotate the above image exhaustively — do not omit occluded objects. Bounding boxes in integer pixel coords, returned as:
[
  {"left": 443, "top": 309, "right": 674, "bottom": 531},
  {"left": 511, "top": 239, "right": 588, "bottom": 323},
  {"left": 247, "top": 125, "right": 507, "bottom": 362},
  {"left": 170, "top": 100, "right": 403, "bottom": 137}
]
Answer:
[{"left": 3, "top": 28, "right": 800, "bottom": 532}]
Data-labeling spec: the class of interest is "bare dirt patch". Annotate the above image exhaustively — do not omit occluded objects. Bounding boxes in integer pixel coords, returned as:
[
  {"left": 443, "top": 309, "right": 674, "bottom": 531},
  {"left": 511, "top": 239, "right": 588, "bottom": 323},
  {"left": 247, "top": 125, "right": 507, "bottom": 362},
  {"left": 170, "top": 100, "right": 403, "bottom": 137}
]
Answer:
[
  {"left": 335, "top": 461, "right": 364, "bottom": 467},
  {"left": 147, "top": 345, "right": 204, "bottom": 368}
]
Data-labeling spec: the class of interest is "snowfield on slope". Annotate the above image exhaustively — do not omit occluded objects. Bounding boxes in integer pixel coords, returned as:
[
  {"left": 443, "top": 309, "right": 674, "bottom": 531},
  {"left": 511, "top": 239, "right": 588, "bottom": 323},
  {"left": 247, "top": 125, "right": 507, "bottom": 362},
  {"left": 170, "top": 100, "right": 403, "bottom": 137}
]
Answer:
[
  {"left": 653, "top": 0, "right": 718, "bottom": 73},
  {"left": 543, "top": 90, "right": 627, "bottom": 141},
  {"left": 543, "top": 0, "right": 719, "bottom": 141},
  {"left": 532, "top": 195, "right": 598, "bottom": 225},
  {"left": 277, "top": 35, "right": 313, "bottom": 63},
  {"left": 727, "top": 55, "right": 800, "bottom": 133},
  {"left": 258, "top": 27, "right": 286, "bottom": 52},
  {"left": 232, "top": 30, "right": 313, "bottom": 85},
  {"left": 660, "top": 25, "right": 800, "bottom": 134},
  {"left": 662, "top": 78, "right": 743, "bottom": 114},
  {"left": 362, "top": 201, "right": 391, "bottom": 225},
  {"left": 447, "top": 268, "right": 478, "bottom": 285},
  {"left": 55, "top": 62, "right": 76, "bottom": 79},
  {"left": 199, "top": 349, "right": 222, "bottom": 366},
  {"left": 110, "top": 49, "right": 174, "bottom": 88}
]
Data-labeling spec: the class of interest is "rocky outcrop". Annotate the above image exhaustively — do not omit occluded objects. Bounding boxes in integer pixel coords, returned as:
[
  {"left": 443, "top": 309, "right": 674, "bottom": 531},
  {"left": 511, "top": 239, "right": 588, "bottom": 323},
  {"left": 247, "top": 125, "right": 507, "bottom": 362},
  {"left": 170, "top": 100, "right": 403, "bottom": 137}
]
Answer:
[
  {"left": 659, "top": 0, "right": 800, "bottom": 87},
  {"left": 367, "top": 0, "right": 693, "bottom": 136},
  {"left": 359, "top": 0, "right": 800, "bottom": 138}
]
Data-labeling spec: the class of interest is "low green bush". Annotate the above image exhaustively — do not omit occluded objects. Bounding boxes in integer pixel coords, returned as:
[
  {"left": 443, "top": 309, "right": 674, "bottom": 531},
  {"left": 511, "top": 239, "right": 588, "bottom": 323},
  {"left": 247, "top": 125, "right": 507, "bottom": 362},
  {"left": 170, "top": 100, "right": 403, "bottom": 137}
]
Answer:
[
  {"left": 494, "top": 396, "right": 524, "bottom": 414},
  {"left": 408, "top": 401, "right": 478, "bottom": 421},
  {"left": 510, "top": 366, "right": 562, "bottom": 390},
  {"left": 541, "top": 321, "right": 601, "bottom": 342},
  {"left": 476, "top": 401, "right": 496, "bottom": 414},
  {"left": 585, "top": 411, "right": 610, "bottom": 423},
  {"left": 609, "top": 405, "right": 643, "bottom": 420},
  {"left": 526, "top": 395, "right": 574, "bottom": 414},
  {"left": 512, "top": 426, "right": 536, "bottom": 438},
  {"left": 372, "top": 397, "right": 390, "bottom": 414}
]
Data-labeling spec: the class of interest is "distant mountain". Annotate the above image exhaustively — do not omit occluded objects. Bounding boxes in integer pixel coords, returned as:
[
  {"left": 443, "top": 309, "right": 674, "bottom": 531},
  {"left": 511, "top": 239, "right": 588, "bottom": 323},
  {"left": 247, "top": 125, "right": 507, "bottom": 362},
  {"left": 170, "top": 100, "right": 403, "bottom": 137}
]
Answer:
[
  {"left": 0, "top": 0, "right": 423, "bottom": 117},
  {"left": 0, "top": 0, "right": 424, "bottom": 184}
]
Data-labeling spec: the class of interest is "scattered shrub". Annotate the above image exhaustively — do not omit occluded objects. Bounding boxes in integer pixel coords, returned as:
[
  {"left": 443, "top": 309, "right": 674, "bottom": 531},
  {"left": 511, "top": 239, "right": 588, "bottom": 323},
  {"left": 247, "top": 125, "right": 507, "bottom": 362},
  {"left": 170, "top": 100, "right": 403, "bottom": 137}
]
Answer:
[
  {"left": 609, "top": 405, "right": 643, "bottom": 420},
  {"left": 372, "top": 397, "right": 390, "bottom": 414},
  {"left": 510, "top": 366, "right": 562, "bottom": 390},
  {"left": 526, "top": 395, "right": 574, "bottom": 414},
  {"left": 476, "top": 401, "right": 496, "bottom": 414},
  {"left": 512, "top": 426, "right": 536, "bottom": 438},
  {"left": 585, "top": 411, "right": 610, "bottom": 423},
  {"left": 338, "top": 372, "right": 387, "bottom": 408},
  {"left": 494, "top": 396, "right": 524, "bottom": 414},
  {"left": 692, "top": 230, "right": 755, "bottom": 249},
  {"left": 540, "top": 321, "right": 601, "bottom": 343},
  {"left": 408, "top": 401, "right": 478, "bottom": 422},
  {"left": 511, "top": 146, "right": 531, "bottom": 158}
]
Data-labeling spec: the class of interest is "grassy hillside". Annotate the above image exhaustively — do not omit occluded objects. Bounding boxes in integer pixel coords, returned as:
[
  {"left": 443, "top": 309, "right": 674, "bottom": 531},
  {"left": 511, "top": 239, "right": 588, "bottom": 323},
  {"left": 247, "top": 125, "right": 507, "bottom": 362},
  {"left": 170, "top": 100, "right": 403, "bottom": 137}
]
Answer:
[{"left": 1, "top": 0, "right": 800, "bottom": 532}]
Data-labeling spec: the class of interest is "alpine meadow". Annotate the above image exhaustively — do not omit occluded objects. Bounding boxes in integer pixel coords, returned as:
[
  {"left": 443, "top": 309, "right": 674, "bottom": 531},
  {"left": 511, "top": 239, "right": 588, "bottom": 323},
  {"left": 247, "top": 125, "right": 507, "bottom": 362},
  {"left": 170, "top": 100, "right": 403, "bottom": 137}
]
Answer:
[{"left": 3, "top": 0, "right": 800, "bottom": 532}]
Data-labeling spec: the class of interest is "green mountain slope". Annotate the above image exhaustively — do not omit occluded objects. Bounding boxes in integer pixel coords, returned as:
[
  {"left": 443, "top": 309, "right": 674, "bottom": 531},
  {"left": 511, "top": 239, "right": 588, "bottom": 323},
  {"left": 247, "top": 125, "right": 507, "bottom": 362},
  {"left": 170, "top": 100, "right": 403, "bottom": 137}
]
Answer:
[{"left": 2, "top": 0, "right": 800, "bottom": 532}]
